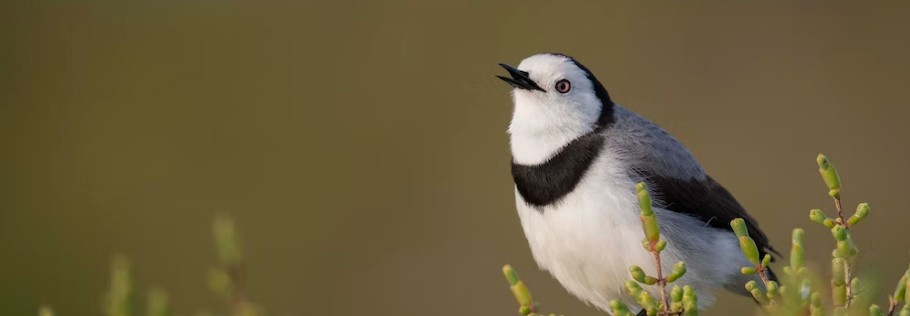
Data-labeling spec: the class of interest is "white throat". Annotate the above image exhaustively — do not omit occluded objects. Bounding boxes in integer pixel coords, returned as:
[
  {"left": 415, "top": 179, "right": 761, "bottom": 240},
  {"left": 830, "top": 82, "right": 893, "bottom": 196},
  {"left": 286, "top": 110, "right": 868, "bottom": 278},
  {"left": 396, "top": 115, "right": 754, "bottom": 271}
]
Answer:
[{"left": 507, "top": 93, "right": 601, "bottom": 165}]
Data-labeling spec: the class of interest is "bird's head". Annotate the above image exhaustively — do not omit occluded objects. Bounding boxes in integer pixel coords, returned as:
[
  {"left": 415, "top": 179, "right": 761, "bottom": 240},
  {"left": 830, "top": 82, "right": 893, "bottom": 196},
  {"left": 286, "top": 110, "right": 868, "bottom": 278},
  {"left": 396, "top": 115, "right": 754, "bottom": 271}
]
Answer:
[{"left": 498, "top": 53, "right": 614, "bottom": 137}]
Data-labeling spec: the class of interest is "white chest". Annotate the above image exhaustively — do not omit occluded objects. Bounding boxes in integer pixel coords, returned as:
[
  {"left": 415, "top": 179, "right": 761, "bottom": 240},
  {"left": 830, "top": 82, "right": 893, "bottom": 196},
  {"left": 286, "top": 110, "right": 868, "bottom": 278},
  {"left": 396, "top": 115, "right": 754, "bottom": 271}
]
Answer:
[
  {"left": 513, "top": 151, "right": 741, "bottom": 312},
  {"left": 514, "top": 152, "right": 651, "bottom": 310}
]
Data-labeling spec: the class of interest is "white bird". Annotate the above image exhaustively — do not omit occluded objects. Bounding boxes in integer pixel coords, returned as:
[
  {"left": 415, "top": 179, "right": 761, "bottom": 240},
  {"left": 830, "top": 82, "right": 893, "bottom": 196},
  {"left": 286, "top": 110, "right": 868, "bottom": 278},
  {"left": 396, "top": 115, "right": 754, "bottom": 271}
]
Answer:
[{"left": 498, "top": 53, "right": 776, "bottom": 314}]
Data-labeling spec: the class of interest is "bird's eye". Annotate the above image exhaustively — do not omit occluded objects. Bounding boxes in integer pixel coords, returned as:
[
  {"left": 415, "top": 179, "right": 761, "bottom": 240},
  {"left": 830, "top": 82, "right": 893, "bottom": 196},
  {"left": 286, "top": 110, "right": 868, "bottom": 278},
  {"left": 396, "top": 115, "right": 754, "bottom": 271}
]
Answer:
[{"left": 555, "top": 79, "right": 571, "bottom": 93}]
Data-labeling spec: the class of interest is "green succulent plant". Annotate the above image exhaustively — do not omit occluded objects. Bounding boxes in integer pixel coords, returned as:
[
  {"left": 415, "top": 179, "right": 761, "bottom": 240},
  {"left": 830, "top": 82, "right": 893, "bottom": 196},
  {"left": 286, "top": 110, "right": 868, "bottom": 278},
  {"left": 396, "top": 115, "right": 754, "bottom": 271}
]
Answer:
[{"left": 39, "top": 214, "right": 263, "bottom": 316}]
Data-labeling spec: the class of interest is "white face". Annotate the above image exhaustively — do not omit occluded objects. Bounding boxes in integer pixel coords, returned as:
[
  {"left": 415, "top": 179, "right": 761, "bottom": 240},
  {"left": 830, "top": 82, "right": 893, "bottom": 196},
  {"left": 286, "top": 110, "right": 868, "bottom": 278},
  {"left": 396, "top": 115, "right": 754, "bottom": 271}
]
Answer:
[{"left": 506, "top": 54, "right": 604, "bottom": 137}]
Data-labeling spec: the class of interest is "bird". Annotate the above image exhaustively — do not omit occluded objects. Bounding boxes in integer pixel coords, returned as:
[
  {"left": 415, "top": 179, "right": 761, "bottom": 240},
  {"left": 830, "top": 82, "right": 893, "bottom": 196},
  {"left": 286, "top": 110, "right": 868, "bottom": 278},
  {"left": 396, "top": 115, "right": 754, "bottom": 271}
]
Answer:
[{"left": 497, "top": 53, "right": 776, "bottom": 314}]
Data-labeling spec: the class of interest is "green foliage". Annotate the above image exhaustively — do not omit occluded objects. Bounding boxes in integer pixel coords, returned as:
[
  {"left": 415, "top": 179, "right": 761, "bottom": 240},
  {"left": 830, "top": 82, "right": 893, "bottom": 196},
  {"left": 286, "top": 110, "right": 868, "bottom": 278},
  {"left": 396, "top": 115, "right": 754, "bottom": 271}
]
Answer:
[
  {"left": 146, "top": 288, "right": 170, "bottom": 316},
  {"left": 103, "top": 255, "right": 135, "bottom": 316},
  {"left": 637, "top": 182, "right": 661, "bottom": 247},
  {"left": 817, "top": 154, "right": 841, "bottom": 199},
  {"left": 503, "top": 265, "right": 539, "bottom": 316},
  {"left": 38, "top": 306, "right": 54, "bottom": 316},
  {"left": 40, "top": 215, "right": 264, "bottom": 316},
  {"left": 610, "top": 299, "right": 635, "bottom": 316},
  {"left": 616, "top": 182, "right": 696, "bottom": 316},
  {"left": 502, "top": 154, "right": 910, "bottom": 316}
]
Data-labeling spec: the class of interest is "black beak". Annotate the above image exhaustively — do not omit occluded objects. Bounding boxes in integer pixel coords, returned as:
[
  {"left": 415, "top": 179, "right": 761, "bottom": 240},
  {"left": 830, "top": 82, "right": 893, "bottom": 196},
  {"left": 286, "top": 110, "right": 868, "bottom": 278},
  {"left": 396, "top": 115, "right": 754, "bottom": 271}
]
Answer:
[{"left": 497, "top": 63, "right": 546, "bottom": 92}]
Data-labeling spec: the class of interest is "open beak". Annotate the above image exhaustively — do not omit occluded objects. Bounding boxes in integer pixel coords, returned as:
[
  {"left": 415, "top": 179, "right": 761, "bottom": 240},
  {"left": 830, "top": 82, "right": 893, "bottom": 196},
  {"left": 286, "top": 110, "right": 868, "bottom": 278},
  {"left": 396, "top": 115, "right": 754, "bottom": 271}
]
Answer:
[{"left": 497, "top": 63, "right": 546, "bottom": 92}]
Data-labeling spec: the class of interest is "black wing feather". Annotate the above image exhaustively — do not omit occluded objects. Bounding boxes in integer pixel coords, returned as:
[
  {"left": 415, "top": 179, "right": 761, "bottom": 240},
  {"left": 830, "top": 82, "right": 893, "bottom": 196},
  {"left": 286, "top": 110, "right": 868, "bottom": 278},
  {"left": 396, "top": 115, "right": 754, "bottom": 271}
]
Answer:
[{"left": 642, "top": 173, "right": 778, "bottom": 259}]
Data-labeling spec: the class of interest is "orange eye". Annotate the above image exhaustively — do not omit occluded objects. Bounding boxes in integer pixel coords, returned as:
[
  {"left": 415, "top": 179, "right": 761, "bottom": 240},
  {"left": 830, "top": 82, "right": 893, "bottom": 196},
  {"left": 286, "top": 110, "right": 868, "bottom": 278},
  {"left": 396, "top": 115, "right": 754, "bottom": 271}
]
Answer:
[{"left": 555, "top": 79, "right": 571, "bottom": 93}]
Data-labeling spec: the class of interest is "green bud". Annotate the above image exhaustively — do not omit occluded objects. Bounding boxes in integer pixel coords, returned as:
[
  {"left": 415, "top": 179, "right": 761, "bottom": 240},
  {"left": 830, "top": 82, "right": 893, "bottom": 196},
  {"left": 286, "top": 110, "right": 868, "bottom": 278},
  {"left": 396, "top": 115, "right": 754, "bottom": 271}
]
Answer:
[
  {"left": 626, "top": 280, "right": 644, "bottom": 298},
  {"left": 683, "top": 301, "right": 698, "bottom": 316},
  {"left": 848, "top": 203, "right": 870, "bottom": 226},
  {"left": 817, "top": 154, "right": 841, "bottom": 199},
  {"left": 644, "top": 277, "right": 657, "bottom": 285},
  {"left": 905, "top": 277, "right": 910, "bottom": 307},
  {"left": 741, "top": 267, "right": 757, "bottom": 275},
  {"left": 810, "top": 292, "right": 824, "bottom": 316},
  {"left": 682, "top": 286, "right": 697, "bottom": 316},
  {"left": 731, "top": 218, "right": 748, "bottom": 238},
  {"left": 645, "top": 306, "right": 657, "bottom": 316},
  {"left": 809, "top": 209, "right": 827, "bottom": 224},
  {"left": 790, "top": 229, "right": 806, "bottom": 272},
  {"left": 502, "top": 265, "right": 533, "bottom": 309},
  {"left": 761, "top": 254, "right": 772, "bottom": 268},
  {"left": 511, "top": 281, "right": 533, "bottom": 309},
  {"left": 792, "top": 228, "right": 805, "bottom": 244},
  {"left": 667, "top": 261, "right": 687, "bottom": 283},
  {"left": 641, "top": 215, "right": 660, "bottom": 245},
  {"left": 745, "top": 280, "right": 766, "bottom": 305},
  {"left": 518, "top": 305, "right": 532, "bottom": 315},
  {"left": 630, "top": 266, "right": 646, "bottom": 283},
  {"left": 870, "top": 304, "right": 884, "bottom": 316},
  {"left": 638, "top": 291, "right": 658, "bottom": 315},
  {"left": 671, "top": 300, "right": 683, "bottom": 313},
  {"left": 831, "top": 226, "right": 848, "bottom": 241},
  {"left": 654, "top": 239, "right": 667, "bottom": 252},
  {"left": 834, "top": 240, "right": 858, "bottom": 259},
  {"left": 748, "top": 282, "right": 767, "bottom": 305},
  {"left": 630, "top": 266, "right": 657, "bottom": 285},
  {"left": 683, "top": 285, "right": 695, "bottom": 299},
  {"left": 831, "top": 225, "right": 859, "bottom": 258},
  {"left": 609, "top": 300, "right": 634, "bottom": 316},
  {"left": 902, "top": 305, "right": 910, "bottom": 316},
  {"left": 670, "top": 286, "right": 683, "bottom": 312},
  {"left": 823, "top": 218, "right": 836, "bottom": 228},
  {"left": 766, "top": 280, "right": 779, "bottom": 299},
  {"left": 671, "top": 286, "right": 683, "bottom": 301},
  {"left": 745, "top": 280, "right": 759, "bottom": 291},
  {"left": 739, "top": 236, "right": 761, "bottom": 265},
  {"left": 503, "top": 265, "right": 520, "bottom": 285},
  {"left": 894, "top": 275, "right": 908, "bottom": 304},
  {"left": 636, "top": 182, "right": 654, "bottom": 216}
]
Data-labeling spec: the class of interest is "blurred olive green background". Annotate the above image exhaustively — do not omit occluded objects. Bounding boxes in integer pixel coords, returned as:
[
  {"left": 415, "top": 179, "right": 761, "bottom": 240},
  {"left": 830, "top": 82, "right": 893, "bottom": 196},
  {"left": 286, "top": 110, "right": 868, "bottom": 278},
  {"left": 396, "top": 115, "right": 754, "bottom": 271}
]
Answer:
[{"left": 3, "top": 1, "right": 910, "bottom": 315}]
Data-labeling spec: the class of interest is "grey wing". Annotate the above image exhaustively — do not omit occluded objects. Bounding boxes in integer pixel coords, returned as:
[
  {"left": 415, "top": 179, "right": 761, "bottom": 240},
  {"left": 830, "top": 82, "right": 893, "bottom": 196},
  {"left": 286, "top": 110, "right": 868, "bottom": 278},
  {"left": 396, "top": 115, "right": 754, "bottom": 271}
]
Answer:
[{"left": 606, "top": 106, "right": 778, "bottom": 258}]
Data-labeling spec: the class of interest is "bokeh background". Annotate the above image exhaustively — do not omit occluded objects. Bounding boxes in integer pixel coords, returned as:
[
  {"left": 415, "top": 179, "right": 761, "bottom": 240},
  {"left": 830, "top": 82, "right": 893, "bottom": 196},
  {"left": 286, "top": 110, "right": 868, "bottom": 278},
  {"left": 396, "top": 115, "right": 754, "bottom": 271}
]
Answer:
[{"left": 3, "top": 1, "right": 910, "bottom": 315}]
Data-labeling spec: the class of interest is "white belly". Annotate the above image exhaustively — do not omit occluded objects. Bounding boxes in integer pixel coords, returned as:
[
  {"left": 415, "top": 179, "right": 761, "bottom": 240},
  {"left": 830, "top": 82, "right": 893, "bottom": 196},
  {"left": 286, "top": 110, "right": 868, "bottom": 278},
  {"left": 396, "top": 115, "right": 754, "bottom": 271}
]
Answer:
[{"left": 514, "top": 154, "right": 746, "bottom": 313}]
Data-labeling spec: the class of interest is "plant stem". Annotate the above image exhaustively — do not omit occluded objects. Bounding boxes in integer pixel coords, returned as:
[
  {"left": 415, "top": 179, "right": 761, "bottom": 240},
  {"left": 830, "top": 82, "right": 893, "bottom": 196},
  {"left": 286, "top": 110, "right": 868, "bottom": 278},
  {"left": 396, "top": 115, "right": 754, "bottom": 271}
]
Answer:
[
  {"left": 758, "top": 268, "right": 771, "bottom": 286},
  {"left": 835, "top": 198, "right": 847, "bottom": 228},
  {"left": 651, "top": 250, "right": 669, "bottom": 314},
  {"left": 844, "top": 262, "right": 853, "bottom": 308},
  {"left": 833, "top": 196, "right": 854, "bottom": 308}
]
